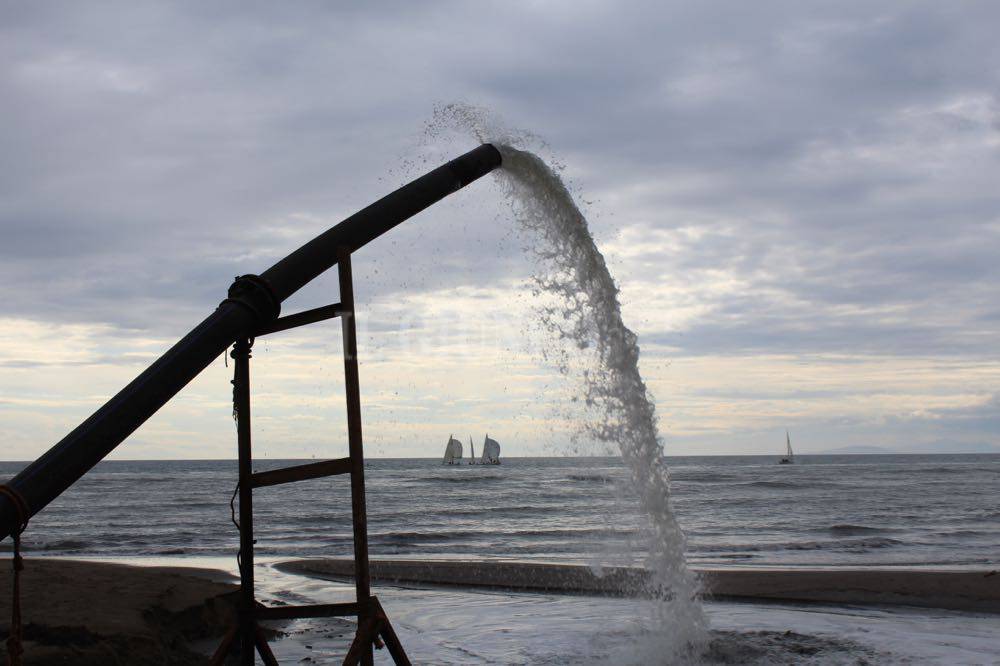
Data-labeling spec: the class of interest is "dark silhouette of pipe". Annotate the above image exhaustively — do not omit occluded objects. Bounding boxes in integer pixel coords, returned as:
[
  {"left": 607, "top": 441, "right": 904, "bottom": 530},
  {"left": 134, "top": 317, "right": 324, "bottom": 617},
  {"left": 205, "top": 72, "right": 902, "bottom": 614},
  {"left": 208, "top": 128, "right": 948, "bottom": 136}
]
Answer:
[{"left": 0, "top": 144, "right": 503, "bottom": 541}]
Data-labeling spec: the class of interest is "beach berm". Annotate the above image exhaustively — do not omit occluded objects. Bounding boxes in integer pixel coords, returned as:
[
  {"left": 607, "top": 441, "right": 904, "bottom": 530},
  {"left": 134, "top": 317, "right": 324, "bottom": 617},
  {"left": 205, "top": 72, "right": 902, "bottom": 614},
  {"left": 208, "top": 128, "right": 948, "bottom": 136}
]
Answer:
[
  {"left": 279, "top": 558, "right": 1000, "bottom": 613},
  {"left": 0, "top": 559, "right": 237, "bottom": 665}
]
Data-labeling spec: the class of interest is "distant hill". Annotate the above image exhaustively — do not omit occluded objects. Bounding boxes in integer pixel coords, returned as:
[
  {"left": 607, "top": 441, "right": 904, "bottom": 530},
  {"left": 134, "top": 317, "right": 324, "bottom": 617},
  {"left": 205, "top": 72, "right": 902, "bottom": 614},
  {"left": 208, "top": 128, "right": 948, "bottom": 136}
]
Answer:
[
  {"left": 818, "top": 445, "right": 897, "bottom": 455},
  {"left": 817, "top": 443, "right": 1000, "bottom": 455},
  {"left": 901, "top": 441, "right": 1000, "bottom": 454}
]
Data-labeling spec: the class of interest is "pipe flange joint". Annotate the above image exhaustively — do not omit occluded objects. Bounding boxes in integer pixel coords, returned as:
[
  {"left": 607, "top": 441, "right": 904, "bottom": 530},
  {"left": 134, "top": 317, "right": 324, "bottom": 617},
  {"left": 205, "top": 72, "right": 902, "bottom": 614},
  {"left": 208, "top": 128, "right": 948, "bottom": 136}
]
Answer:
[{"left": 223, "top": 274, "right": 281, "bottom": 323}]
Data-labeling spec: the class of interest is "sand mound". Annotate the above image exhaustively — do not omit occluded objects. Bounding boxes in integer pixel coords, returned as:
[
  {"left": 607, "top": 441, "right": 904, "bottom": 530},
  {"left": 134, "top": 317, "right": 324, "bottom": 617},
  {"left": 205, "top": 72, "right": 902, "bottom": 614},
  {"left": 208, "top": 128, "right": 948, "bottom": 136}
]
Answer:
[{"left": 0, "top": 559, "right": 237, "bottom": 665}]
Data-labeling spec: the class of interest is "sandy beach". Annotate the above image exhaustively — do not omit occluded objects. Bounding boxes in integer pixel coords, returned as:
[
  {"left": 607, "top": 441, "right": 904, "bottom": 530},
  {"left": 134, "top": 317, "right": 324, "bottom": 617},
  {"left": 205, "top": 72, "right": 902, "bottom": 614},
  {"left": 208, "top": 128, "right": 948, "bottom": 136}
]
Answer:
[{"left": 0, "top": 559, "right": 237, "bottom": 665}]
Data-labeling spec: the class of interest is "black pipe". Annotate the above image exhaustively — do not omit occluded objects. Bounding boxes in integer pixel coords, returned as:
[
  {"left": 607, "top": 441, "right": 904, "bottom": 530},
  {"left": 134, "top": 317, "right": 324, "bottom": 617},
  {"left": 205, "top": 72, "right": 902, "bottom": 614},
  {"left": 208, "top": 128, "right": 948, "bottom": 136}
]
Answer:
[{"left": 0, "top": 143, "right": 503, "bottom": 541}]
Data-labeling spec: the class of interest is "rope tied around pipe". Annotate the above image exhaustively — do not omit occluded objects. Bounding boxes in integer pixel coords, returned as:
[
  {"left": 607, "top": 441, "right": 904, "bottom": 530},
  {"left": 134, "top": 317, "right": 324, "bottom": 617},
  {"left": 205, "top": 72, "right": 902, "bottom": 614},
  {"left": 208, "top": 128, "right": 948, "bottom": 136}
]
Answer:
[
  {"left": 0, "top": 485, "right": 29, "bottom": 666},
  {"left": 230, "top": 338, "right": 253, "bottom": 425}
]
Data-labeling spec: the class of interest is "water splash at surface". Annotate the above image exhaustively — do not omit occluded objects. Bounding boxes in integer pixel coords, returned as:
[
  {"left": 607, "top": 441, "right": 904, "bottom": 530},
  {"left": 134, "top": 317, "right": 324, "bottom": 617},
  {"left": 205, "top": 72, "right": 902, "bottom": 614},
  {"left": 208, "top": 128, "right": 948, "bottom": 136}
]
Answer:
[{"left": 428, "top": 105, "right": 708, "bottom": 656}]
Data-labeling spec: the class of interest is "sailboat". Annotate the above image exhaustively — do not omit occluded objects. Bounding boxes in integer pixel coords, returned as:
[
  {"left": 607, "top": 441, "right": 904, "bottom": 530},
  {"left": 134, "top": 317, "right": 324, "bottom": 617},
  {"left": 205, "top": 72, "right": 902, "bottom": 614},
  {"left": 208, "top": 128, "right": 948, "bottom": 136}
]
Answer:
[
  {"left": 443, "top": 435, "right": 463, "bottom": 465},
  {"left": 480, "top": 434, "right": 501, "bottom": 465},
  {"left": 778, "top": 430, "right": 794, "bottom": 465},
  {"left": 468, "top": 436, "right": 476, "bottom": 465}
]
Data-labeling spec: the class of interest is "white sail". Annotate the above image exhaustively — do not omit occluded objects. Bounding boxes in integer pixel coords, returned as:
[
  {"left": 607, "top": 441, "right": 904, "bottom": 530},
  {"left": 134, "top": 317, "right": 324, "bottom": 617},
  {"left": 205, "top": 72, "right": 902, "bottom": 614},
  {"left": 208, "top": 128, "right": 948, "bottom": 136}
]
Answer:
[
  {"left": 443, "top": 435, "right": 463, "bottom": 464},
  {"left": 481, "top": 434, "right": 501, "bottom": 464},
  {"left": 778, "top": 430, "right": 794, "bottom": 464}
]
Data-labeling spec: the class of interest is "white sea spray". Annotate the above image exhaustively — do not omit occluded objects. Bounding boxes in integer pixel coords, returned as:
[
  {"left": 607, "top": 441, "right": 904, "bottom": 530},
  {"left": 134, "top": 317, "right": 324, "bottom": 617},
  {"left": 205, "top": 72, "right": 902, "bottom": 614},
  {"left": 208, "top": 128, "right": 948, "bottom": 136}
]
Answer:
[{"left": 428, "top": 104, "right": 708, "bottom": 658}]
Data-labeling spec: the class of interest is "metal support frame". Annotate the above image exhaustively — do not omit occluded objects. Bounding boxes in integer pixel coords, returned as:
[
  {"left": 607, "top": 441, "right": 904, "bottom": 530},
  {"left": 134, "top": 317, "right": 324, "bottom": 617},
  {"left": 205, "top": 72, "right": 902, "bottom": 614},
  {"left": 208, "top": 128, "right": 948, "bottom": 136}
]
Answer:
[
  {"left": 1, "top": 143, "right": 502, "bottom": 544},
  {"left": 212, "top": 248, "right": 410, "bottom": 665},
  {"left": 0, "top": 144, "right": 502, "bottom": 665}
]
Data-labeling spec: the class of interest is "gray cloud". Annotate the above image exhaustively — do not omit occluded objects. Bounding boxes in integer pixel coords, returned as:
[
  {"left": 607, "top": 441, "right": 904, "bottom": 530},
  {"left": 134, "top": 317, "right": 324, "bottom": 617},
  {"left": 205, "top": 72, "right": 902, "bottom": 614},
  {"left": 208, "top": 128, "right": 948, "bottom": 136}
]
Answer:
[
  {"left": 3, "top": 2, "right": 999, "bottom": 328},
  {"left": 2, "top": 1, "right": 1000, "bottom": 455}
]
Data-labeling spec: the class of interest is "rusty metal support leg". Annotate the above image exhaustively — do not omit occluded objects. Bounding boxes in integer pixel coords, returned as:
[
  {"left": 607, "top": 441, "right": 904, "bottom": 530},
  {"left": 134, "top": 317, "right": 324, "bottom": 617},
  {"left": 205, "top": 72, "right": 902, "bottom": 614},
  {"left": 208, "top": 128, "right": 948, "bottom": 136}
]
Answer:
[
  {"left": 209, "top": 626, "right": 238, "bottom": 665},
  {"left": 254, "top": 623, "right": 279, "bottom": 666},
  {"left": 233, "top": 337, "right": 256, "bottom": 666},
  {"left": 373, "top": 598, "right": 411, "bottom": 666},
  {"left": 338, "top": 247, "right": 375, "bottom": 666},
  {"left": 343, "top": 616, "right": 381, "bottom": 666}
]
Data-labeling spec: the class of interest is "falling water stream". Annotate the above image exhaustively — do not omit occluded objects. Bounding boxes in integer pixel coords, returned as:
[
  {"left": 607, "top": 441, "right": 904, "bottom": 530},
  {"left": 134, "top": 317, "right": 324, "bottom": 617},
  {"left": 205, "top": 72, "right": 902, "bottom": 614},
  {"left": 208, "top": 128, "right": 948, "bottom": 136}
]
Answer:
[{"left": 428, "top": 106, "right": 708, "bottom": 657}]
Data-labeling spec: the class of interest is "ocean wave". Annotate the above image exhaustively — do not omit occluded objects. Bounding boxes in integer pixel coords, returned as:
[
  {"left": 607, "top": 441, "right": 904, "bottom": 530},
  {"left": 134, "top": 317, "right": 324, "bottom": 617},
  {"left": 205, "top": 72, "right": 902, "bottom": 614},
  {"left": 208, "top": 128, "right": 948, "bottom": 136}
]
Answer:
[
  {"left": 826, "top": 524, "right": 891, "bottom": 536},
  {"left": 737, "top": 481, "right": 802, "bottom": 489},
  {"left": 372, "top": 542, "right": 606, "bottom": 556},
  {"left": 366, "top": 504, "right": 571, "bottom": 521},
  {"left": 39, "top": 538, "right": 92, "bottom": 551},
  {"left": 693, "top": 536, "right": 904, "bottom": 554},
  {"left": 671, "top": 471, "right": 737, "bottom": 483},
  {"left": 969, "top": 510, "right": 1000, "bottom": 520},
  {"left": 443, "top": 505, "right": 562, "bottom": 518},
  {"left": 932, "top": 529, "right": 995, "bottom": 538},
  {"left": 567, "top": 474, "right": 615, "bottom": 483},
  {"left": 735, "top": 480, "right": 841, "bottom": 490},
  {"left": 797, "top": 537, "right": 903, "bottom": 551},
  {"left": 410, "top": 475, "right": 505, "bottom": 484},
  {"left": 369, "top": 526, "right": 631, "bottom": 544},
  {"left": 905, "top": 466, "right": 969, "bottom": 475}
]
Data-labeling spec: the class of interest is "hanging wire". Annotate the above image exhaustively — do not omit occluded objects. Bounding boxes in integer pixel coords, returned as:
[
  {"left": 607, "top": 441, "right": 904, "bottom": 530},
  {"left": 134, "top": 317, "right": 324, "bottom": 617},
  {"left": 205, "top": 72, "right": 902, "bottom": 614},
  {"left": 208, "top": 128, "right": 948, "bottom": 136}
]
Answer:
[{"left": 230, "top": 481, "right": 242, "bottom": 573}]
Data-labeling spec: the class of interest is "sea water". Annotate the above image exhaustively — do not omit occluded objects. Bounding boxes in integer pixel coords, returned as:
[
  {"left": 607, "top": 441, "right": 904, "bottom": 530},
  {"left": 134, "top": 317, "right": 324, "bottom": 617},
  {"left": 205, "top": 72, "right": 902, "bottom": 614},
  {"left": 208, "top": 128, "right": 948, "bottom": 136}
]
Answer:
[
  {"left": 5, "top": 455, "right": 998, "bottom": 569},
  {"left": 7, "top": 455, "right": 1000, "bottom": 662}
]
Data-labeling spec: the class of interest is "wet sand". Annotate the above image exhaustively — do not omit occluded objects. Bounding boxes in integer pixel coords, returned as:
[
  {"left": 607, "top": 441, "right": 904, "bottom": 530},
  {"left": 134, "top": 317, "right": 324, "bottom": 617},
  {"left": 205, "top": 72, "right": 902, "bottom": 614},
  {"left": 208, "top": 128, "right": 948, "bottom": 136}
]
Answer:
[
  {"left": 0, "top": 559, "right": 238, "bottom": 665},
  {"left": 277, "top": 558, "right": 1000, "bottom": 613}
]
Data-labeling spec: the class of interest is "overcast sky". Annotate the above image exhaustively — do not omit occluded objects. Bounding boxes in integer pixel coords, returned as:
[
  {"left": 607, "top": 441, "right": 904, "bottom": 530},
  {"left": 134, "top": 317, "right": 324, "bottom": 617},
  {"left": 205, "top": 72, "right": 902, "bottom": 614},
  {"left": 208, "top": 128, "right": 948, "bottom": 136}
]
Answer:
[{"left": 2, "top": 1, "right": 999, "bottom": 459}]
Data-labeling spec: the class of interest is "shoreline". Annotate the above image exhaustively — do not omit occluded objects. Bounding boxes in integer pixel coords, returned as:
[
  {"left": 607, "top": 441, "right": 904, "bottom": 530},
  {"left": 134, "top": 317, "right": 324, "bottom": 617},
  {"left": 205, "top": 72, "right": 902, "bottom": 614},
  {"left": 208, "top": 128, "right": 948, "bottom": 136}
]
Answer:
[{"left": 277, "top": 557, "right": 1000, "bottom": 613}]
